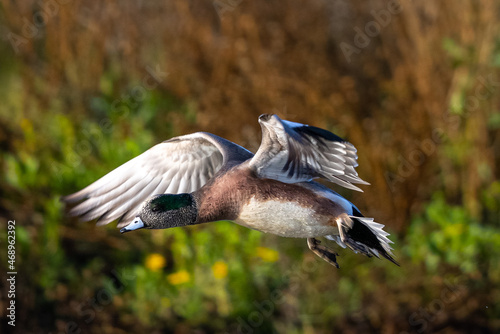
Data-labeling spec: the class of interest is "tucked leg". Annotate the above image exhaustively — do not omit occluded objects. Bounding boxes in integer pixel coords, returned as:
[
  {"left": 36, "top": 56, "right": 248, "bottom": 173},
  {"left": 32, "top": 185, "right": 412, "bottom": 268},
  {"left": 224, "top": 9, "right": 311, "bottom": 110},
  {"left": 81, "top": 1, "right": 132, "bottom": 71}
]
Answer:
[{"left": 307, "top": 238, "right": 340, "bottom": 268}]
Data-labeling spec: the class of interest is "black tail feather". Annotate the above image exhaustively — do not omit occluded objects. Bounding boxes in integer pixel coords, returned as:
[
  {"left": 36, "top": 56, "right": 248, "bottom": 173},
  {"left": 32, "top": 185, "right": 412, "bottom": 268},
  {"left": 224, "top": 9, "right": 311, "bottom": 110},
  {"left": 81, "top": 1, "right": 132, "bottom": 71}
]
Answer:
[{"left": 341, "top": 216, "right": 399, "bottom": 266}]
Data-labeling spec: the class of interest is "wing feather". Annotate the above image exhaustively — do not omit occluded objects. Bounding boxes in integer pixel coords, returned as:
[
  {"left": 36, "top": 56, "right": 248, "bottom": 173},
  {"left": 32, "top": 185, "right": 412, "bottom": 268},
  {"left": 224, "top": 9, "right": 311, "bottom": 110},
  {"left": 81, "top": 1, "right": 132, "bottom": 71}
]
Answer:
[
  {"left": 249, "top": 114, "right": 369, "bottom": 191},
  {"left": 62, "top": 132, "right": 253, "bottom": 227}
]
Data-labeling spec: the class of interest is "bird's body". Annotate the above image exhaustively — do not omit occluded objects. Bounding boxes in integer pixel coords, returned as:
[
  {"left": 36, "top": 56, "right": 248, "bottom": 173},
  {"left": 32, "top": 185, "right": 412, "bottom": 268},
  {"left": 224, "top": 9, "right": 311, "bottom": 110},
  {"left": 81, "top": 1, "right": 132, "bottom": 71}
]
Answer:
[
  {"left": 63, "top": 114, "right": 398, "bottom": 267},
  {"left": 194, "top": 165, "right": 344, "bottom": 238},
  {"left": 236, "top": 195, "right": 336, "bottom": 238}
]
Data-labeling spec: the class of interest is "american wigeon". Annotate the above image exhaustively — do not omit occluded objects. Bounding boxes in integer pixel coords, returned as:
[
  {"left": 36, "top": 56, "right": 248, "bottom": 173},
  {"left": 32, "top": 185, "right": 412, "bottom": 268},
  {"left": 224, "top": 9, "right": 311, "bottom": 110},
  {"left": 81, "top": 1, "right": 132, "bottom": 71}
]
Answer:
[{"left": 63, "top": 114, "right": 398, "bottom": 267}]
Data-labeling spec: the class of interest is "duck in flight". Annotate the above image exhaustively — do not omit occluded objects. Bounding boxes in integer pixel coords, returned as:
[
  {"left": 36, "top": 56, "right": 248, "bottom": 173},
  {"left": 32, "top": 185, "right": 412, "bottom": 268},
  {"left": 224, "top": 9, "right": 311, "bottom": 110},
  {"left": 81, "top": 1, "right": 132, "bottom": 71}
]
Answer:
[{"left": 63, "top": 114, "right": 398, "bottom": 267}]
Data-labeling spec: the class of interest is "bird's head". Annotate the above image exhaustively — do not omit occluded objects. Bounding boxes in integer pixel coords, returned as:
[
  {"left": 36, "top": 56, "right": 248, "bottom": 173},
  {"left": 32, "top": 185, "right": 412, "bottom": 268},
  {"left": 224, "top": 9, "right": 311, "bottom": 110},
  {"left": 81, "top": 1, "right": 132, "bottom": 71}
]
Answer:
[{"left": 120, "top": 194, "right": 198, "bottom": 233}]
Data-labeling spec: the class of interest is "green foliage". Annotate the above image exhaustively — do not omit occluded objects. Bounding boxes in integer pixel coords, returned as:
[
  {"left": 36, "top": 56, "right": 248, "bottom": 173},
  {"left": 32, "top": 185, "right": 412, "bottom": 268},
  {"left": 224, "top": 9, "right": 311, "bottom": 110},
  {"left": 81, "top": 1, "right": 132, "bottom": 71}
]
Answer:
[{"left": 406, "top": 193, "right": 500, "bottom": 275}]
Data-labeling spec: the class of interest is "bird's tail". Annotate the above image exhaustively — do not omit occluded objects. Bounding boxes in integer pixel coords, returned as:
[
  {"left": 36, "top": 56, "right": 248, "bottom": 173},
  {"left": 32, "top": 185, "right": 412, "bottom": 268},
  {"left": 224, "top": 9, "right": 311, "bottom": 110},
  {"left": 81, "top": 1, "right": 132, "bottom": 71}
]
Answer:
[{"left": 328, "top": 215, "right": 399, "bottom": 266}]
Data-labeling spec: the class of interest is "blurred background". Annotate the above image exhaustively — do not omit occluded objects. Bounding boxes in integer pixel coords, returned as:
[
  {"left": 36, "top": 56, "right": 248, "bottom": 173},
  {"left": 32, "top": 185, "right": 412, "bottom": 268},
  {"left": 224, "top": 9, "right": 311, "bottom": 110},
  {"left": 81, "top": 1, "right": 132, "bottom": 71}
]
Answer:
[{"left": 0, "top": 0, "right": 499, "bottom": 333}]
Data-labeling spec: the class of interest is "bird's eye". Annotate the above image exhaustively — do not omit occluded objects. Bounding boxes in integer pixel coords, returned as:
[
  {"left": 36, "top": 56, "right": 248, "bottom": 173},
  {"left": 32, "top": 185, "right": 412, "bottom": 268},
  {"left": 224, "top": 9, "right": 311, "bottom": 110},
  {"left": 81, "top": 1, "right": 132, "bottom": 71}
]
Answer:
[{"left": 151, "top": 205, "right": 161, "bottom": 212}]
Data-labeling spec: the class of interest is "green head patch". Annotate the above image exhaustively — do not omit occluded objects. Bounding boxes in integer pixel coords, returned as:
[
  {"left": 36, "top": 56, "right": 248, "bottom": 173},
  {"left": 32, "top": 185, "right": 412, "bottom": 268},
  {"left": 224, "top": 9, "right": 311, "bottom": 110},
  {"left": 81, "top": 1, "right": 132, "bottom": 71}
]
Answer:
[{"left": 149, "top": 194, "right": 193, "bottom": 212}]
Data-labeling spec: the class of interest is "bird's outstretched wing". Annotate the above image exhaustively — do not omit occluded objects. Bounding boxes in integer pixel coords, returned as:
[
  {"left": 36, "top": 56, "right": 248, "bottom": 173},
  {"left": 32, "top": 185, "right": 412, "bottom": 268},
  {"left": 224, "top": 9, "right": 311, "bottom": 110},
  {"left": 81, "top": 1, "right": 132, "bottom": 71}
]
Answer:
[
  {"left": 62, "top": 132, "right": 253, "bottom": 227},
  {"left": 249, "top": 114, "right": 369, "bottom": 191}
]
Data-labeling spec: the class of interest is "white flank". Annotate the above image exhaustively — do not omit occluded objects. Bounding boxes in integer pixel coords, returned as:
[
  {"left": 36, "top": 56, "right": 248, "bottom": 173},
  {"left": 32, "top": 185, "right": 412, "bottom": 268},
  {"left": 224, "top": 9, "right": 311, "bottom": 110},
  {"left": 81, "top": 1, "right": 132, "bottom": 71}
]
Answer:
[{"left": 235, "top": 197, "right": 336, "bottom": 238}]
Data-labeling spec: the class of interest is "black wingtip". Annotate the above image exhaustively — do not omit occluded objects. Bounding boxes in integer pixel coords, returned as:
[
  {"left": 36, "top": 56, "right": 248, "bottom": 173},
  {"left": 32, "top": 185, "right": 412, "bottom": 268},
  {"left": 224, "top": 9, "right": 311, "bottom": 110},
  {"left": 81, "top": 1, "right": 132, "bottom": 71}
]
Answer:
[{"left": 300, "top": 124, "right": 346, "bottom": 143}]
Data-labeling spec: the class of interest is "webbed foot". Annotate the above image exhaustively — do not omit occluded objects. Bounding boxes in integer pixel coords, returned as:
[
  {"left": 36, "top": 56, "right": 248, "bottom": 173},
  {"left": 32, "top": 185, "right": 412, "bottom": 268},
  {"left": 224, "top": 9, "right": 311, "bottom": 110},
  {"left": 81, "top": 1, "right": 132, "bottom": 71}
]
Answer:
[{"left": 307, "top": 238, "right": 340, "bottom": 268}]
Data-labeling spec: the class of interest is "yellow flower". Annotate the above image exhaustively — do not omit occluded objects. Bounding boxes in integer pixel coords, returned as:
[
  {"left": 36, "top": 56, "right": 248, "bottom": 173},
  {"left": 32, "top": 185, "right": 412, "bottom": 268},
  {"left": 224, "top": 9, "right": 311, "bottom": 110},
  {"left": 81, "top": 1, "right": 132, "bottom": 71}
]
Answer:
[
  {"left": 212, "top": 261, "right": 228, "bottom": 279},
  {"left": 145, "top": 253, "right": 166, "bottom": 271},
  {"left": 167, "top": 270, "right": 191, "bottom": 285},
  {"left": 256, "top": 247, "right": 280, "bottom": 262}
]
